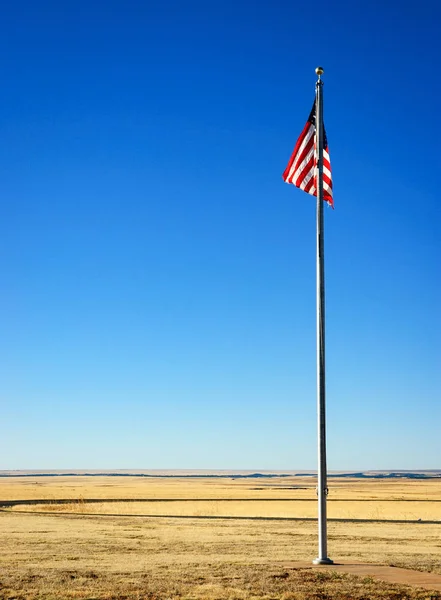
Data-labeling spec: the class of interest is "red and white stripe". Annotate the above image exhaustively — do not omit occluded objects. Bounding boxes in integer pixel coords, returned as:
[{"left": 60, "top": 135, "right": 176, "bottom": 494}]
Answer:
[{"left": 282, "top": 104, "right": 333, "bottom": 208}]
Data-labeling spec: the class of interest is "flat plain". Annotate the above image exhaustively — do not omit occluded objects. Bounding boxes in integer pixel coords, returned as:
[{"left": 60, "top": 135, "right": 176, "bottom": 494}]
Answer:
[{"left": 1, "top": 474, "right": 441, "bottom": 599}]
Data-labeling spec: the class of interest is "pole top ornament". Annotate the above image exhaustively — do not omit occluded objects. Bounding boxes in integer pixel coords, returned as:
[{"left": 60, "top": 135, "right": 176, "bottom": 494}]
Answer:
[{"left": 315, "top": 66, "right": 324, "bottom": 77}]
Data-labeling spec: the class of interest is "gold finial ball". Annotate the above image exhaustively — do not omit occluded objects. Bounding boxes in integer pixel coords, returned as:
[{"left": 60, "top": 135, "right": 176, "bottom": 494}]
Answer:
[{"left": 315, "top": 66, "right": 324, "bottom": 76}]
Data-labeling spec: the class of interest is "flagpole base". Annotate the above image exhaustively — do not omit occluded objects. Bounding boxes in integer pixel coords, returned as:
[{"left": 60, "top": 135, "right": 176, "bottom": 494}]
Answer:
[{"left": 313, "top": 557, "right": 334, "bottom": 565}]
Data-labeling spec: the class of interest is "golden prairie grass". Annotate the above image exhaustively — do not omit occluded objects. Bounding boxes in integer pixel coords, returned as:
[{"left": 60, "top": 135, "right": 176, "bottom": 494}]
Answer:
[
  {"left": 2, "top": 474, "right": 441, "bottom": 501},
  {"left": 10, "top": 498, "right": 441, "bottom": 521},
  {"left": 1, "top": 510, "right": 441, "bottom": 599},
  {"left": 1, "top": 475, "right": 441, "bottom": 599},
  {"left": 4, "top": 475, "right": 441, "bottom": 521}
]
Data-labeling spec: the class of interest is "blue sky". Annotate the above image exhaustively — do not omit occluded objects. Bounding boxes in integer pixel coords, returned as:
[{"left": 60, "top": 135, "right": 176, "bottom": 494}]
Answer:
[{"left": 1, "top": 1, "right": 440, "bottom": 470}]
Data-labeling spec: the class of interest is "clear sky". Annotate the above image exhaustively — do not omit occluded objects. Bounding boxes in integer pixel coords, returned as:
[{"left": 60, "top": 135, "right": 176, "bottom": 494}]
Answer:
[{"left": 1, "top": 1, "right": 440, "bottom": 470}]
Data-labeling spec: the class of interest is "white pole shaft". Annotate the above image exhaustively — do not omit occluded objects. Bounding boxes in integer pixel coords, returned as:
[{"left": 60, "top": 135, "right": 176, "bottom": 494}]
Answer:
[{"left": 313, "top": 76, "right": 333, "bottom": 565}]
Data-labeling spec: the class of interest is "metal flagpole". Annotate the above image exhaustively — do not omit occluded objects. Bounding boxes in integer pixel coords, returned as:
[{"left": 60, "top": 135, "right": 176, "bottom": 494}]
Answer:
[{"left": 312, "top": 66, "right": 333, "bottom": 566}]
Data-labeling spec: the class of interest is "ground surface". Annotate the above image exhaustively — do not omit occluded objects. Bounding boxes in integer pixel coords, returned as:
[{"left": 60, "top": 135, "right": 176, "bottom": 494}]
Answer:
[{"left": 1, "top": 475, "right": 441, "bottom": 599}]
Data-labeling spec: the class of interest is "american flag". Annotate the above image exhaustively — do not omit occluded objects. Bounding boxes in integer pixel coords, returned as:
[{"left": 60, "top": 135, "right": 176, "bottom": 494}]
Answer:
[{"left": 282, "top": 100, "right": 333, "bottom": 207}]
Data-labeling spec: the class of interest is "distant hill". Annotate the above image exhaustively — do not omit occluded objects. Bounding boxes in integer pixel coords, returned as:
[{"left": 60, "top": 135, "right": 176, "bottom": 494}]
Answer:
[{"left": 1, "top": 469, "right": 440, "bottom": 479}]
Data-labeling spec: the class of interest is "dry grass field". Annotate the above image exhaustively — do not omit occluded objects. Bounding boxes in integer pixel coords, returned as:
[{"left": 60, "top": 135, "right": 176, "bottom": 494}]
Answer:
[{"left": 1, "top": 474, "right": 441, "bottom": 599}]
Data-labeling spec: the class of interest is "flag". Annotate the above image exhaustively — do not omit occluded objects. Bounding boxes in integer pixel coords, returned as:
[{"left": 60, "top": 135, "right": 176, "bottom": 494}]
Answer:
[{"left": 282, "top": 100, "right": 333, "bottom": 207}]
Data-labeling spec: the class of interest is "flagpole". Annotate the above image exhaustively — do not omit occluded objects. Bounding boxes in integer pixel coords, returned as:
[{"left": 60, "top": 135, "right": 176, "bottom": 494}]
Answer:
[{"left": 313, "top": 66, "right": 333, "bottom": 566}]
